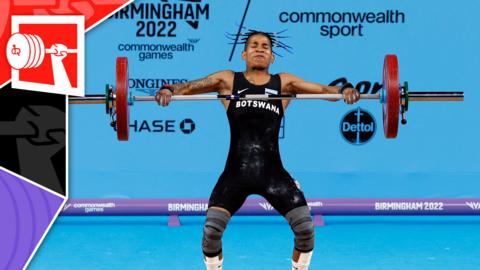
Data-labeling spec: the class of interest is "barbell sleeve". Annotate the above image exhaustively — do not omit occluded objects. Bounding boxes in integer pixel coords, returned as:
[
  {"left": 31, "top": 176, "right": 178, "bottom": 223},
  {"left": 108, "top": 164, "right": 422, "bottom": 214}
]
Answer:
[
  {"left": 408, "top": 92, "right": 464, "bottom": 101},
  {"left": 69, "top": 95, "right": 106, "bottom": 104}
]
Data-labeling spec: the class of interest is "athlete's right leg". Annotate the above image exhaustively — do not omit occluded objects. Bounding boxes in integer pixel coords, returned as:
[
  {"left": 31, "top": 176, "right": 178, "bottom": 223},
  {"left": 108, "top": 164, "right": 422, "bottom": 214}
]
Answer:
[
  {"left": 202, "top": 176, "right": 248, "bottom": 270},
  {"left": 202, "top": 206, "right": 231, "bottom": 270}
]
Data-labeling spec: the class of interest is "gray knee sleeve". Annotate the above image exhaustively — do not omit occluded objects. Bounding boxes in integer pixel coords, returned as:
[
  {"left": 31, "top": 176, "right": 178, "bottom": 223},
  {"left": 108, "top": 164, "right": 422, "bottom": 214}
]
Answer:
[
  {"left": 202, "top": 208, "right": 231, "bottom": 256},
  {"left": 285, "top": 206, "right": 315, "bottom": 252}
]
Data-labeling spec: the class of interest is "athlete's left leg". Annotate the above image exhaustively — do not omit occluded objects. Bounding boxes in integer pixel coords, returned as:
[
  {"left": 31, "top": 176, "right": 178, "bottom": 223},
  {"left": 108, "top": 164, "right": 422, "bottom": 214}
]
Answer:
[
  {"left": 286, "top": 206, "right": 314, "bottom": 270},
  {"left": 262, "top": 175, "right": 315, "bottom": 270}
]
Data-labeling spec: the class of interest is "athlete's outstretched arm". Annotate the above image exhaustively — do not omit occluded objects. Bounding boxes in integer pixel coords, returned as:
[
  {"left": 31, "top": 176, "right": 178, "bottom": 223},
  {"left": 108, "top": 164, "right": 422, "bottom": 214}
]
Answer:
[
  {"left": 155, "top": 70, "right": 233, "bottom": 106},
  {"left": 280, "top": 73, "right": 360, "bottom": 104}
]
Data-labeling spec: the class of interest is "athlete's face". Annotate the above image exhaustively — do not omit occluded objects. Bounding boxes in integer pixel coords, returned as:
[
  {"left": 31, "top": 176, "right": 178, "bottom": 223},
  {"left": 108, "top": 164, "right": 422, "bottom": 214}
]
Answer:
[{"left": 242, "top": 34, "right": 274, "bottom": 70}]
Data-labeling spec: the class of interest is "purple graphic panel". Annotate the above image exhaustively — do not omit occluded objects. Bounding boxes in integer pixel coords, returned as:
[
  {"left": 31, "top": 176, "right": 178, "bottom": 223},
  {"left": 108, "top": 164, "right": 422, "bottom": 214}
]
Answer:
[{"left": 0, "top": 169, "right": 64, "bottom": 270}]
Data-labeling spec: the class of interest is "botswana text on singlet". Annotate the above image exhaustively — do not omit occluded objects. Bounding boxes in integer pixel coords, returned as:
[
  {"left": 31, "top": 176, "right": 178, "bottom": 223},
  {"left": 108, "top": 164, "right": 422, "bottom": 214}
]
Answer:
[{"left": 235, "top": 100, "right": 280, "bottom": 115}]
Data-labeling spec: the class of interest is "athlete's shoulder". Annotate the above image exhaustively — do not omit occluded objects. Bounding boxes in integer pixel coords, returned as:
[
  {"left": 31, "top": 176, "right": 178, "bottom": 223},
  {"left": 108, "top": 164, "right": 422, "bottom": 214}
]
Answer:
[
  {"left": 209, "top": 70, "right": 234, "bottom": 78},
  {"left": 278, "top": 72, "right": 303, "bottom": 80},
  {"left": 206, "top": 70, "right": 235, "bottom": 86}
]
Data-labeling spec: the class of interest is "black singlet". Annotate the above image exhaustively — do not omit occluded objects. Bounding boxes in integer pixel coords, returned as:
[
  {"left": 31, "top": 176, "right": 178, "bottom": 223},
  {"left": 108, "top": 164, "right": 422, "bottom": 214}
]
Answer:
[{"left": 208, "top": 72, "right": 307, "bottom": 216}]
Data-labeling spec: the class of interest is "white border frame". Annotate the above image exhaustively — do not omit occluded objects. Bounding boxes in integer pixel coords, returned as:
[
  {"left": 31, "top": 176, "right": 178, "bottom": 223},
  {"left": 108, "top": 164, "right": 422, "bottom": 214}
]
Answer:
[{"left": 11, "top": 16, "right": 85, "bottom": 97}]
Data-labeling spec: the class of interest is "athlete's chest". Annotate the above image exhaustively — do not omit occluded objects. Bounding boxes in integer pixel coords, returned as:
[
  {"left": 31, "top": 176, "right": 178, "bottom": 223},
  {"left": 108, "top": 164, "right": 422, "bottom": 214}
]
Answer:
[{"left": 228, "top": 86, "right": 282, "bottom": 117}]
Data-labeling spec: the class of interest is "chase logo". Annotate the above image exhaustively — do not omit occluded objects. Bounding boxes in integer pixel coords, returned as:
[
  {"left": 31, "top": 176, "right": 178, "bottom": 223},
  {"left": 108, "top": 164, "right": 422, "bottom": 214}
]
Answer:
[
  {"left": 180, "top": 118, "right": 195, "bottom": 134},
  {"left": 128, "top": 118, "right": 196, "bottom": 134},
  {"left": 340, "top": 107, "right": 376, "bottom": 145}
]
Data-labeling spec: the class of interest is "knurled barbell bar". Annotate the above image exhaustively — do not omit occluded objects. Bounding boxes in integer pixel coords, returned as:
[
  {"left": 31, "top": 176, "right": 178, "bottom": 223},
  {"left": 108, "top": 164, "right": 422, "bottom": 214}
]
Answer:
[{"left": 68, "top": 55, "right": 464, "bottom": 141}]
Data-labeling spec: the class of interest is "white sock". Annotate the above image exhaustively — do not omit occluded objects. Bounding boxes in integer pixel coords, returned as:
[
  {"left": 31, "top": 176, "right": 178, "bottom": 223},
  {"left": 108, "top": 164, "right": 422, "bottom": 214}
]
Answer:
[
  {"left": 292, "top": 251, "right": 313, "bottom": 270},
  {"left": 204, "top": 255, "right": 223, "bottom": 270}
]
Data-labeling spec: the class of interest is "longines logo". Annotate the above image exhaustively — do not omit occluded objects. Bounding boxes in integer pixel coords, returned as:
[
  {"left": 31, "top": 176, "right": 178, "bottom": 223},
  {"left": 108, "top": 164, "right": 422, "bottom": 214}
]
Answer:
[{"left": 130, "top": 78, "right": 188, "bottom": 95}]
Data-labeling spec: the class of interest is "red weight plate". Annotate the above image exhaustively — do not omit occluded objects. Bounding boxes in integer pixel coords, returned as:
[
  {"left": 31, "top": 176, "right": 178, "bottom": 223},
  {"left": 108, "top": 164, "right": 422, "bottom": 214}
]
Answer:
[
  {"left": 116, "top": 57, "right": 129, "bottom": 141},
  {"left": 382, "top": 54, "right": 400, "bottom": 138}
]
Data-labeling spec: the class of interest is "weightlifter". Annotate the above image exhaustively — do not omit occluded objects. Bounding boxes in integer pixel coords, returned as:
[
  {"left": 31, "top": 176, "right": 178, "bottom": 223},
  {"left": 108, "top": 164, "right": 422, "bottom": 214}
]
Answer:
[{"left": 155, "top": 30, "right": 360, "bottom": 270}]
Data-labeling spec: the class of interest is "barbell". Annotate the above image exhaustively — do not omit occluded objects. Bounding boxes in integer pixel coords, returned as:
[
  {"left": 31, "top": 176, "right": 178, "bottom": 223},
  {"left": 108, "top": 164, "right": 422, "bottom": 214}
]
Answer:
[
  {"left": 68, "top": 55, "right": 463, "bottom": 141},
  {"left": 6, "top": 33, "right": 77, "bottom": 70}
]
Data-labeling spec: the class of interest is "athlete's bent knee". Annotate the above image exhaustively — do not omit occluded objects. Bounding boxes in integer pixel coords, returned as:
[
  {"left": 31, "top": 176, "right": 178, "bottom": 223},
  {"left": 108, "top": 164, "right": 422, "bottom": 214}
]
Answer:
[
  {"left": 285, "top": 205, "right": 315, "bottom": 252},
  {"left": 202, "top": 208, "right": 231, "bottom": 257}
]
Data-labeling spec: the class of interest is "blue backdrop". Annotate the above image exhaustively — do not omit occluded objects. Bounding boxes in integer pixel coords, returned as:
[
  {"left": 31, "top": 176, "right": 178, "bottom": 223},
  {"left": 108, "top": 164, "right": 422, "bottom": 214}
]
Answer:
[{"left": 69, "top": 0, "right": 479, "bottom": 199}]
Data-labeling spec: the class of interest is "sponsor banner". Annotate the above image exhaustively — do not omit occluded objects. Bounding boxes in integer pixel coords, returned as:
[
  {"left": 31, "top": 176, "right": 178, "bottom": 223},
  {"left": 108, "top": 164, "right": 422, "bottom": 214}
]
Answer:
[{"left": 61, "top": 199, "right": 480, "bottom": 216}]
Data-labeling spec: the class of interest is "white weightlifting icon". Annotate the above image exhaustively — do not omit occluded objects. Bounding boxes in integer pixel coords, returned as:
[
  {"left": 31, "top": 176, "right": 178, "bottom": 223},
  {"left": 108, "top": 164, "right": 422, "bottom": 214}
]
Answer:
[{"left": 6, "top": 33, "right": 77, "bottom": 88}]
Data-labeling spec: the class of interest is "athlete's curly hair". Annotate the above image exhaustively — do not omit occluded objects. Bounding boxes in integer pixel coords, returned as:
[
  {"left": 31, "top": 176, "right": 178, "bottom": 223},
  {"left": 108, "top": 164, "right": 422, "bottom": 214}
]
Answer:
[{"left": 226, "top": 28, "right": 293, "bottom": 57}]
